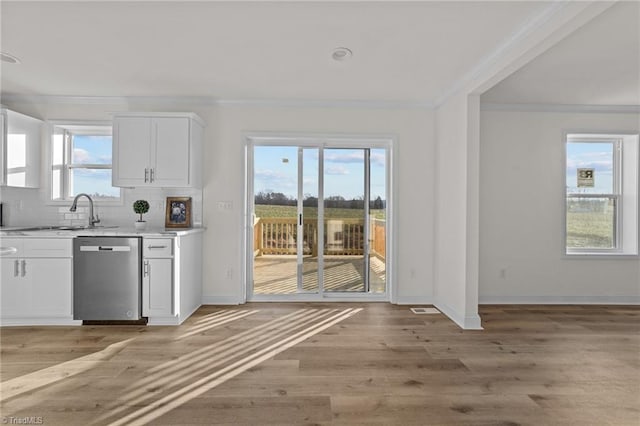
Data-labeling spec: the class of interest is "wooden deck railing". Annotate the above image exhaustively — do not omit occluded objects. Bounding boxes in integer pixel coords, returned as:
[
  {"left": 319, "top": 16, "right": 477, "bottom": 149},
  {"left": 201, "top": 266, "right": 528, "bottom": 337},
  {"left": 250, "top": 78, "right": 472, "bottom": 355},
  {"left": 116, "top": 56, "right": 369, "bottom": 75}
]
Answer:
[
  {"left": 371, "top": 218, "right": 386, "bottom": 259},
  {"left": 254, "top": 217, "right": 386, "bottom": 259}
]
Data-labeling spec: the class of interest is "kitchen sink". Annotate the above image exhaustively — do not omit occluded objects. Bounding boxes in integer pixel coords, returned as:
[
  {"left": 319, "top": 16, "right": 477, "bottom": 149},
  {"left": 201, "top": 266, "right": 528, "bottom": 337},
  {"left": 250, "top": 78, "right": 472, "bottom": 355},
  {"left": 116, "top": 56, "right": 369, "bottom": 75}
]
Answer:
[
  {"left": 7, "top": 225, "right": 119, "bottom": 231},
  {"left": 58, "top": 225, "right": 120, "bottom": 231},
  {"left": 56, "top": 226, "right": 91, "bottom": 231}
]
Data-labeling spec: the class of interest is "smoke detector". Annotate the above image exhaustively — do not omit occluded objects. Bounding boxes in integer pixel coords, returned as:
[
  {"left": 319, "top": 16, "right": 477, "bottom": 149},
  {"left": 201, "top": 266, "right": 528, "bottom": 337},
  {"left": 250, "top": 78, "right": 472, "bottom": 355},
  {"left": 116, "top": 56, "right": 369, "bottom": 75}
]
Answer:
[
  {"left": 0, "top": 52, "right": 21, "bottom": 64},
  {"left": 332, "top": 47, "right": 352, "bottom": 61}
]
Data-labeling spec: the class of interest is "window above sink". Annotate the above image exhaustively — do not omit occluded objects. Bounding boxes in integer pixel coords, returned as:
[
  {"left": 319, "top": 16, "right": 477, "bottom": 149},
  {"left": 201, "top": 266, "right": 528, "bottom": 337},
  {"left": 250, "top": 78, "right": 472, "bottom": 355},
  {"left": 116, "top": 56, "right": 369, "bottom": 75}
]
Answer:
[{"left": 50, "top": 121, "right": 121, "bottom": 203}]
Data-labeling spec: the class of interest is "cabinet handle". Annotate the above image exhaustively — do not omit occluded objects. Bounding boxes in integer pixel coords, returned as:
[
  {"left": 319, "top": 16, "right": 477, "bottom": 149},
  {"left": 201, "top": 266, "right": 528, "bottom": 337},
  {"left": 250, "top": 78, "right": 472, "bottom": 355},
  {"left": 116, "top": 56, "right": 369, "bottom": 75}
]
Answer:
[
  {"left": 147, "top": 245, "right": 167, "bottom": 249},
  {"left": 21, "top": 260, "right": 26, "bottom": 277},
  {"left": 143, "top": 260, "right": 149, "bottom": 277},
  {"left": 144, "top": 168, "right": 149, "bottom": 183},
  {"left": 150, "top": 168, "right": 155, "bottom": 183},
  {"left": 14, "top": 260, "right": 19, "bottom": 277}
]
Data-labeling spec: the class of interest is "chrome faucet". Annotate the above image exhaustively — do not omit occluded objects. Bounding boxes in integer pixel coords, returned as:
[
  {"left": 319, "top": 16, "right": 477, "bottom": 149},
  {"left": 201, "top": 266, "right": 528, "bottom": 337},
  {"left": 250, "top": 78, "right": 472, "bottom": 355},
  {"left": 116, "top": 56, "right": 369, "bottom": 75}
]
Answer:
[{"left": 69, "top": 193, "right": 100, "bottom": 228}]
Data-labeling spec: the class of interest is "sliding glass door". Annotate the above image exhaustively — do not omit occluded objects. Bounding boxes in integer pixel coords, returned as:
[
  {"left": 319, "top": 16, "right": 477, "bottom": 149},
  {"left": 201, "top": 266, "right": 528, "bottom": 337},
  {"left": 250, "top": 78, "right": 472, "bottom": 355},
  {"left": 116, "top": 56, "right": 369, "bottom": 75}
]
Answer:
[
  {"left": 250, "top": 140, "right": 388, "bottom": 299},
  {"left": 322, "top": 148, "right": 369, "bottom": 293}
]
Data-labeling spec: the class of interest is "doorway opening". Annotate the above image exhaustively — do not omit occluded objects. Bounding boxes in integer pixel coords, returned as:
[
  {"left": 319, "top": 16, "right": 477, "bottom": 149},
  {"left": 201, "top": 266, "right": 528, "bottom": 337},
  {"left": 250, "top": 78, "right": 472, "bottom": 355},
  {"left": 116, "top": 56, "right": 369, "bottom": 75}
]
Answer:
[{"left": 246, "top": 135, "right": 392, "bottom": 301}]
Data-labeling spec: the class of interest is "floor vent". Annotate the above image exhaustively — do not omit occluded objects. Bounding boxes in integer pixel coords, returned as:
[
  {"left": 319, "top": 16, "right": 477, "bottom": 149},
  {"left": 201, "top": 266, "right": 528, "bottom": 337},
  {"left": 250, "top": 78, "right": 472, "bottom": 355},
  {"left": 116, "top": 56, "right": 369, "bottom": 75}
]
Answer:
[{"left": 410, "top": 307, "right": 440, "bottom": 315}]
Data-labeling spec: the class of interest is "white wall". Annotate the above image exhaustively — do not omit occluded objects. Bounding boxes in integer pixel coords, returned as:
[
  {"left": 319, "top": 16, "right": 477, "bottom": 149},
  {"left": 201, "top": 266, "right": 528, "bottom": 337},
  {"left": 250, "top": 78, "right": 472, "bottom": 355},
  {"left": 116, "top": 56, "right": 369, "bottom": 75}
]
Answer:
[
  {"left": 1, "top": 99, "right": 439, "bottom": 306},
  {"left": 434, "top": 93, "right": 482, "bottom": 329},
  {"left": 479, "top": 108, "right": 640, "bottom": 303},
  {"left": 202, "top": 104, "right": 436, "bottom": 304}
]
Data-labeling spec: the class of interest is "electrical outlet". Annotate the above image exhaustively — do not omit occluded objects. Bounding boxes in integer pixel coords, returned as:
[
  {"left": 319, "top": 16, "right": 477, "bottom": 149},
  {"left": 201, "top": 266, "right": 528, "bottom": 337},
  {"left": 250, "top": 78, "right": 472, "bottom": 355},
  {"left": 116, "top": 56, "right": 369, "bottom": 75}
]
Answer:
[
  {"left": 218, "top": 201, "right": 233, "bottom": 211},
  {"left": 225, "top": 268, "right": 233, "bottom": 279}
]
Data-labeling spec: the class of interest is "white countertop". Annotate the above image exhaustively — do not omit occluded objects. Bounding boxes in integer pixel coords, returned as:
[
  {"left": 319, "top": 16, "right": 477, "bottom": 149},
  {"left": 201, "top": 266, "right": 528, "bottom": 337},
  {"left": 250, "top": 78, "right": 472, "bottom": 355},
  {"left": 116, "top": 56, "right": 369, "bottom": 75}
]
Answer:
[{"left": 0, "top": 226, "right": 206, "bottom": 238}]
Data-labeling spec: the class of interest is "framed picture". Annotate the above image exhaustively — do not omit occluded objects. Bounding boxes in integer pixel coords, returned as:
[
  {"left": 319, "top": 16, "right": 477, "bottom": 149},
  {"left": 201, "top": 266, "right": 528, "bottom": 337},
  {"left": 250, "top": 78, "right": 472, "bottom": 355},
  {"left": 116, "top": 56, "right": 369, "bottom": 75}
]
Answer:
[{"left": 165, "top": 197, "right": 192, "bottom": 228}]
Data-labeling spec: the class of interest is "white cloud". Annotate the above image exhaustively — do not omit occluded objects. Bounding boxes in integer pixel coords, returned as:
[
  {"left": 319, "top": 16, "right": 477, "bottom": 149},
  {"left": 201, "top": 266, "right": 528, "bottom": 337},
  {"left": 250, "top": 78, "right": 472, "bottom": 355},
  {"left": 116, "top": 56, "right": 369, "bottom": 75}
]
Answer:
[
  {"left": 325, "top": 152, "right": 363, "bottom": 164},
  {"left": 325, "top": 150, "right": 385, "bottom": 167},
  {"left": 73, "top": 148, "right": 92, "bottom": 163},
  {"left": 567, "top": 151, "right": 613, "bottom": 171},
  {"left": 370, "top": 152, "right": 386, "bottom": 167},
  {"left": 255, "top": 169, "right": 296, "bottom": 192},
  {"left": 325, "top": 165, "right": 349, "bottom": 175}
]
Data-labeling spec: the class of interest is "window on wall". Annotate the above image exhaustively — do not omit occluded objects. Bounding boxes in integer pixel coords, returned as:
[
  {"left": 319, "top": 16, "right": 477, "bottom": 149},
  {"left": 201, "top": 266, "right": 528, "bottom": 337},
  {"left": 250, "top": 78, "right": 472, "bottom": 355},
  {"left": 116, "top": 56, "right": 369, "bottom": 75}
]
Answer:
[
  {"left": 565, "top": 133, "right": 639, "bottom": 255},
  {"left": 51, "top": 123, "right": 120, "bottom": 201}
]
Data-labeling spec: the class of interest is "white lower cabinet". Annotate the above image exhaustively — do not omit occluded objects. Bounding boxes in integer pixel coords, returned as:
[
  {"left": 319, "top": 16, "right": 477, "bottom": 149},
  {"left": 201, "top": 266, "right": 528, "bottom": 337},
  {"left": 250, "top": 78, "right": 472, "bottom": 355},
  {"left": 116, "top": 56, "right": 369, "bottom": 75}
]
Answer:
[
  {"left": 142, "top": 238, "right": 174, "bottom": 321},
  {"left": 0, "top": 238, "right": 73, "bottom": 324},
  {"left": 143, "top": 258, "right": 173, "bottom": 317},
  {"left": 142, "top": 233, "right": 203, "bottom": 325},
  {"left": 30, "top": 258, "right": 73, "bottom": 316},
  {"left": 0, "top": 232, "right": 202, "bottom": 326},
  {"left": 1, "top": 258, "right": 30, "bottom": 317}
]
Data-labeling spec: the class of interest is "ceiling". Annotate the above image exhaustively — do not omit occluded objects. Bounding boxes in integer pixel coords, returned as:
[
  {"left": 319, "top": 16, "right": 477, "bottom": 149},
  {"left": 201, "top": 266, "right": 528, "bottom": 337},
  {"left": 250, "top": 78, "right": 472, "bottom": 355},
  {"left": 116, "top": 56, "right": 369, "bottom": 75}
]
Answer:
[
  {"left": 1, "top": 1, "right": 637, "bottom": 106},
  {"left": 483, "top": 1, "right": 640, "bottom": 106}
]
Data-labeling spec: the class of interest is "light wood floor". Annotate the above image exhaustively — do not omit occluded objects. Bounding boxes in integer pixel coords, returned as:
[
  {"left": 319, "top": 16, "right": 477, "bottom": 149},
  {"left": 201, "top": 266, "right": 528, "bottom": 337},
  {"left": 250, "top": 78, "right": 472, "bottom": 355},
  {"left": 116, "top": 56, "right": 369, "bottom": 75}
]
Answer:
[{"left": 1, "top": 304, "right": 639, "bottom": 425}]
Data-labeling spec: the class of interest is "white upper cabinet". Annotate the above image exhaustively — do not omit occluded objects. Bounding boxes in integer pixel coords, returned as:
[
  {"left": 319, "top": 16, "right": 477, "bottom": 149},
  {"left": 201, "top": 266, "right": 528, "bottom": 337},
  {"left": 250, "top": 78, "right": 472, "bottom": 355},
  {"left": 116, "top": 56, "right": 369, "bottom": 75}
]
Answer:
[
  {"left": 1, "top": 108, "right": 42, "bottom": 188},
  {"left": 112, "top": 113, "right": 204, "bottom": 188}
]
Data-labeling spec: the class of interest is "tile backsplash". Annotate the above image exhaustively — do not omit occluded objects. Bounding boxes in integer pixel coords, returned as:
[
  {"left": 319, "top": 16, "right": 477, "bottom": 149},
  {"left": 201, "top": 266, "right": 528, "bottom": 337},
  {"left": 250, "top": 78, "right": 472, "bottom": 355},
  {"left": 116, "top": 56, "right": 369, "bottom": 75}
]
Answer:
[{"left": 0, "top": 186, "right": 203, "bottom": 228}]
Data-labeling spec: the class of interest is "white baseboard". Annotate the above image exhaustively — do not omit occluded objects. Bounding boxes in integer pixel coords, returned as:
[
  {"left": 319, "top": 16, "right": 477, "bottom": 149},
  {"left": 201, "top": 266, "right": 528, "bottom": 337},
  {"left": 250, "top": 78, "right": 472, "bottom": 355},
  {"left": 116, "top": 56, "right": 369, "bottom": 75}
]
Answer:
[
  {"left": 147, "top": 316, "right": 180, "bottom": 326},
  {"left": 201, "top": 295, "right": 244, "bottom": 305},
  {"left": 434, "top": 301, "right": 483, "bottom": 330},
  {"left": 479, "top": 295, "right": 640, "bottom": 305},
  {"left": 178, "top": 303, "right": 202, "bottom": 324},
  {"left": 394, "top": 296, "right": 435, "bottom": 305}
]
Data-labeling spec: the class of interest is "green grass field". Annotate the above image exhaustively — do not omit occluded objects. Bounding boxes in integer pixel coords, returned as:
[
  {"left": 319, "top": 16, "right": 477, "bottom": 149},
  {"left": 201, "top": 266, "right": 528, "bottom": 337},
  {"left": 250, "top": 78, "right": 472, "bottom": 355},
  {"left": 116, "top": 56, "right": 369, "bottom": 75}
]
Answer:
[
  {"left": 566, "top": 200, "right": 615, "bottom": 248},
  {"left": 255, "top": 204, "right": 386, "bottom": 220}
]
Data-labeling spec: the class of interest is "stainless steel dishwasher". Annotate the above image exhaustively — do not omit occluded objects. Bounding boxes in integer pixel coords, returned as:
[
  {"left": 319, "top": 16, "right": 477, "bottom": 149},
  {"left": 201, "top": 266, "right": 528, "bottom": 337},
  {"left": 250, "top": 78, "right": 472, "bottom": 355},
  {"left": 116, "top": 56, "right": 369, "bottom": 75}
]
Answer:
[{"left": 73, "top": 236, "right": 142, "bottom": 321}]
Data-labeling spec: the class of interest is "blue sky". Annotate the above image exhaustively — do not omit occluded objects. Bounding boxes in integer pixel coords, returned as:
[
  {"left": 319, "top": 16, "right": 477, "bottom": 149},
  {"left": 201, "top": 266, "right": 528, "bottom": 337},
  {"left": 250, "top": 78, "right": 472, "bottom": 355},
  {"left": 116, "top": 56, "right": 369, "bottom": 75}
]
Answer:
[
  {"left": 566, "top": 142, "right": 613, "bottom": 194},
  {"left": 254, "top": 146, "right": 386, "bottom": 201},
  {"left": 72, "top": 135, "right": 119, "bottom": 197}
]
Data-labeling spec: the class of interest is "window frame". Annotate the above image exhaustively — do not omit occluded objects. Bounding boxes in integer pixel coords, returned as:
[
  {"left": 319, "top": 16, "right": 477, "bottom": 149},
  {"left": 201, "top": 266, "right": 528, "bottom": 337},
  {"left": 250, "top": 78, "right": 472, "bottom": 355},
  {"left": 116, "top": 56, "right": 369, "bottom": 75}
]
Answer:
[
  {"left": 564, "top": 132, "right": 639, "bottom": 257},
  {"left": 49, "top": 121, "right": 121, "bottom": 204}
]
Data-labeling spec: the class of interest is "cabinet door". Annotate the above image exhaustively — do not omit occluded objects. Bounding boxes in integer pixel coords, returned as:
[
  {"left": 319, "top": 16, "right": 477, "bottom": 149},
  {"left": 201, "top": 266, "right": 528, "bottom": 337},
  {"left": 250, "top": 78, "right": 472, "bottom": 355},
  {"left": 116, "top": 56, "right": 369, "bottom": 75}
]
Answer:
[
  {"left": 1, "top": 258, "right": 29, "bottom": 317},
  {"left": 113, "top": 116, "right": 151, "bottom": 187},
  {"left": 142, "top": 258, "right": 173, "bottom": 317},
  {"left": 30, "top": 258, "right": 72, "bottom": 317},
  {"left": 3, "top": 109, "right": 42, "bottom": 188},
  {"left": 0, "top": 111, "right": 6, "bottom": 186},
  {"left": 151, "top": 117, "right": 190, "bottom": 187}
]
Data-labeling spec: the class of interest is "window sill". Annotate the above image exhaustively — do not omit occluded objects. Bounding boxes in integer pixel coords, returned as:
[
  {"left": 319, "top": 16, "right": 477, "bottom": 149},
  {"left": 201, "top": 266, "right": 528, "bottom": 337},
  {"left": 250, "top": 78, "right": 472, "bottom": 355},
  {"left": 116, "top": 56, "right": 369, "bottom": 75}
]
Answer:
[{"left": 564, "top": 252, "right": 639, "bottom": 260}]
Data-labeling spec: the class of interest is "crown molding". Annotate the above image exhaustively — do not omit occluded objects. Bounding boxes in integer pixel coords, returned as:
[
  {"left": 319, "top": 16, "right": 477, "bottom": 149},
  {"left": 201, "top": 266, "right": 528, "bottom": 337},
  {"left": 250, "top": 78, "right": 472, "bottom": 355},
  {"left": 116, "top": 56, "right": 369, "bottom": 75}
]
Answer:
[
  {"left": 215, "top": 97, "right": 434, "bottom": 109},
  {"left": 481, "top": 103, "right": 640, "bottom": 114},
  {"left": 5, "top": 95, "right": 636, "bottom": 114},
  {"left": 0, "top": 94, "right": 217, "bottom": 106},
  {"left": 0, "top": 94, "right": 435, "bottom": 110}
]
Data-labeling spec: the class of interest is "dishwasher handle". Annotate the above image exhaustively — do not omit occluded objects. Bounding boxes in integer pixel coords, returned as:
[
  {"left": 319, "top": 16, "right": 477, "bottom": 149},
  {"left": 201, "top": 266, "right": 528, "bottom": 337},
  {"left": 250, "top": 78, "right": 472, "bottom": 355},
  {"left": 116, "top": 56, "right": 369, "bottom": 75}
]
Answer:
[{"left": 79, "top": 246, "right": 132, "bottom": 252}]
